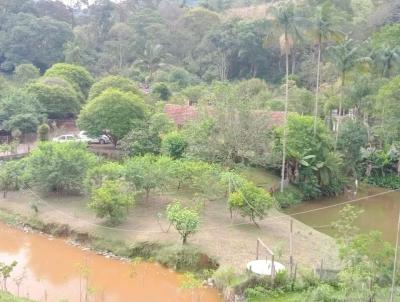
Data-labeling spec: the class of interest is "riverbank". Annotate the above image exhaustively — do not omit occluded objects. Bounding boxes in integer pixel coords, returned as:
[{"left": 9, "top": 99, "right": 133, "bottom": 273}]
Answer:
[
  {"left": 0, "top": 220, "right": 221, "bottom": 302},
  {"left": 0, "top": 188, "right": 340, "bottom": 273}
]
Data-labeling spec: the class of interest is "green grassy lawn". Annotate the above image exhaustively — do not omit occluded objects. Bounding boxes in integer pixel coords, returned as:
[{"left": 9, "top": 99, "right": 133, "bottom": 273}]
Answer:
[{"left": 0, "top": 292, "right": 34, "bottom": 302}]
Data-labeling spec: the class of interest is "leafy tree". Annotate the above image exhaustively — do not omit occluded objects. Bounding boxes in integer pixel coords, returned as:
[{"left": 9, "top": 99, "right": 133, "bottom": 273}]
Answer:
[
  {"left": 120, "top": 113, "right": 173, "bottom": 157},
  {"left": 183, "top": 83, "right": 272, "bottom": 166},
  {"left": 44, "top": 63, "right": 94, "bottom": 99},
  {"left": 0, "top": 161, "right": 23, "bottom": 198},
  {"left": 135, "top": 42, "right": 169, "bottom": 83},
  {"left": 0, "top": 13, "right": 73, "bottom": 71},
  {"left": 152, "top": 83, "right": 171, "bottom": 101},
  {"left": 338, "top": 231, "right": 394, "bottom": 301},
  {"left": 162, "top": 132, "right": 188, "bottom": 159},
  {"left": 100, "top": 22, "right": 136, "bottom": 72},
  {"left": 25, "top": 142, "right": 97, "bottom": 194},
  {"left": 3, "top": 113, "right": 40, "bottom": 134},
  {"left": 88, "top": 76, "right": 140, "bottom": 100},
  {"left": 0, "top": 261, "right": 17, "bottom": 291},
  {"left": 28, "top": 77, "right": 81, "bottom": 119},
  {"left": 337, "top": 119, "right": 368, "bottom": 176},
  {"left": 0, "top": 89, "right": 43, "bottom": 133},
  {"left": 375, "top": 76, "right": 400, "bottom": 144},
  {"left": 274, "top": 114, "right": 344, "bottom": 198},
  {"left": 371, "top": 23, "right": 400, "bottom": 50},
  {"left": 228, "top": 182, "right": 273, "bottom": 226},
  {"left": 166, "top": 201, "right": 200, "bottom": 244},
  {"left": 124, "top": 155, "right": 173, "bottom": 200},
  {"left": 309, "top": 1, "right": 343, "bottom": 135},
  {"left": 327, "top": 37, "right": 367, "bottom": 146},
  {"left": 77, "top": 89, "right": 147, "bottom": 146},
  {"left": 88, "top": 180, "right": 134, "bottom": 224},
  {"left": 85, "top": 161, "right": 124, "bottom": 192},
  {"left": 13, "top": 63, "right": 40, "bottom": 84}
]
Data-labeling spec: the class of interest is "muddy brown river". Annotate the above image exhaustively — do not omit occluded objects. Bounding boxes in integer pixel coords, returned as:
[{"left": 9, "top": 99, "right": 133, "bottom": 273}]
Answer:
[
  {"left": 286, "top": 186, "right": 400, "bottom": 244},
  {"left": 0, "top": 223, "right": 221, "bottom": 302}
]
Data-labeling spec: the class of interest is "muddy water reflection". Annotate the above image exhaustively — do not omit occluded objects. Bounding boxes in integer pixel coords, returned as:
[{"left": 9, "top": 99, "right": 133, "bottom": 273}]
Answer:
[
  {"left": 0, "top": 223, "right": 221, "bottom": 302},
  {"left": 286, "top": 186, "right": 400, "bottom": 244}
]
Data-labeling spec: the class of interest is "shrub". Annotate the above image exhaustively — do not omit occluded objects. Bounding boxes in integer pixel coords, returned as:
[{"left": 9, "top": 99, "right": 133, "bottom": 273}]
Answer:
[
  {"left": 274, "top": 189, "right": 303, "bottom": 208},
  {"left": 25, "top": 142, "right": 97, "bottom": 194},
  {"left": 306, "top": 284, "right": 342, "bottom": 302},
  {"left": 154, "top": 244, "right": 217, "bottom": 272},
  {"left": 152, "top": 83, "right": 171, "bottom": 100},
  {"left": 88, "top": 180, "right": 135, "bottom": 224},
  {"left": 161, "top": 132, "right": 188, "bottom": 159},
  {"left": 37, "top": 123, "right": 50, "bottom": 141},
  {"left": 213, "top": 267, "right": 238, "bottom": 289},
  {"left": 364, "top": 175, "right": 400, "bottom": 189}
]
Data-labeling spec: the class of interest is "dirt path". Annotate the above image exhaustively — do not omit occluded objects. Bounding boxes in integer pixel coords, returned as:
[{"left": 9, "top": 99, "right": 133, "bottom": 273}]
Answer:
[{"left": 1, "top": 190, "right": 340, "bottom": 272}]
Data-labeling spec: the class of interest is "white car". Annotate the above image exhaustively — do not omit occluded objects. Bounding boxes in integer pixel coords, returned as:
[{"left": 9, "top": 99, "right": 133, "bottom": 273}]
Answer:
[
  {"left": 79, "top": 131, "right": 110, "bottom": 144},
  {"left": 52, "top": 134, "right": 80, "bottom": 143}
]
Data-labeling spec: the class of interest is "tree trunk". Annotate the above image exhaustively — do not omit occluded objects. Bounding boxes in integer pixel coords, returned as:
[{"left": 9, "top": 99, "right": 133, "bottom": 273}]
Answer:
[
  {"left": 313, "top": 39, "right": 322, "bottom": 137},
  {"left": 291, "top": 47, "right": 296, "bottom": 74},
  {"left": 182, "top": 234, "right": 187, "bottom": 244},
  {"left": 335, "top": 70, "right": 345, "bottom": 149},
  {"left": 280, "top": 30, "right": 290, "bottom": 193}
]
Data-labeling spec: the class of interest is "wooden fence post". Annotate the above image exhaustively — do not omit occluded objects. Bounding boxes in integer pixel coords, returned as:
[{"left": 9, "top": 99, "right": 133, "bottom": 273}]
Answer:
[
  {"left": 289, "top": 219, "right": 293, "bottom": 277},
  {"left": 256, "top": 239, "right": 259, "bottom": 260},
  {"left": 319, "top": 259, "right": 324, "bottom": 280}
]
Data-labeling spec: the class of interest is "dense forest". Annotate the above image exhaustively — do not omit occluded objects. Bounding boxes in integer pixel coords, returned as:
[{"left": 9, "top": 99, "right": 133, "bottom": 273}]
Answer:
[
  {"left": 1, "top": 0, "right": 400, "bottom": 201},
  {"left": 1, "top": 1, "right": 400, "bottom": 300}
]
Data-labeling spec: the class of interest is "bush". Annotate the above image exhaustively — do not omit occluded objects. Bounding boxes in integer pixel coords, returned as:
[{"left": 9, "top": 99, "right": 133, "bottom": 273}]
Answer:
[
  {"left": 244, "top": 286, "right": 270, "bottom": 300},
  {"left": 25, "top": 142, "right": 97, "bottom": 194},
  {"left": 88, "top": 180, "right": 135, "bottom": 224},
  {"left": 274, "top": 189, "right": 303, "bottom": 208},
  {"left": 161, "top": 132, "right": 188, "bottom": 159},
  {"left": 37, "top": 123, "right": 50, "bottom": 141},
  {"left": 154, "top": 244, "right": 217, "bottom": 272},
  {"left": 364, "top": 175, "right": 400, "bottom": 189},
  {"left": 213, "top": 267, "right": 239, "bottom": 289},
  {"left": 306, "top": 284, "right": 342, "bottom": 302},
  {"left": 152, "top": 83, "right": 171, "bottom": 100}
]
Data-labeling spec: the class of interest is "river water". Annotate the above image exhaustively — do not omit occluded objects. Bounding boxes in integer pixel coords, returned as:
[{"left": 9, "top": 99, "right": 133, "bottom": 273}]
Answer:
[
  {"left": 0, "top": 223, "right": 221, "bottom": 302},
  {"left": 286, "top": 186, "right": 400, "bottom": 244}
]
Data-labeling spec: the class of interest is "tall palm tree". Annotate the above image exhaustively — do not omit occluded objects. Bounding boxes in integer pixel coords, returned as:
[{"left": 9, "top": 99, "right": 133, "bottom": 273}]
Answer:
[
  {"left": 134, "top": 42, "right": 168, "bottom": 85},
  {"left": 327, "top": 38, "right": 367, "bottom": 148},
  {"left": 310, "top": 2, "right": 343, "bottom": 136},
  {"left": 271, "top": 0, "right": 304, "bottom": 192},
  {"left": 373, "top": 45, "right": 400, "bottom": 77}
]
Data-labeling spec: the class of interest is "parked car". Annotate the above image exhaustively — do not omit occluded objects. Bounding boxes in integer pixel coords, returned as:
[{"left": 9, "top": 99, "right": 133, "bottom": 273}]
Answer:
[
  {"left": 78, "top": 131, "right": 110, "bottom": 144},
  {"left": 52, "top": 134, "right": 80, "bottom": 143}
]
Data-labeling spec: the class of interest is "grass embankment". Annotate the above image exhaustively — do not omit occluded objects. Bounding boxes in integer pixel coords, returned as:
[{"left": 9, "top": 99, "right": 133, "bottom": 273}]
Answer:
[{"left": 0, "top": 291, "right": 33, "bottom": 302}]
